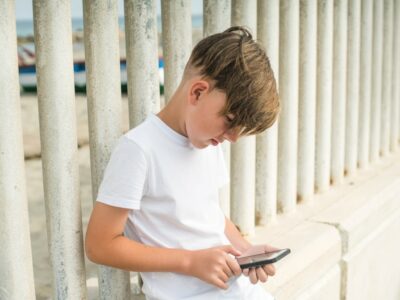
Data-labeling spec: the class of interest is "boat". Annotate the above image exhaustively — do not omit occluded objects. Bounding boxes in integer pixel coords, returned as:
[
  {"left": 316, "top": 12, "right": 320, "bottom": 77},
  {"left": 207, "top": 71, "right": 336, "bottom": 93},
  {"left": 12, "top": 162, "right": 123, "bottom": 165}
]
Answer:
[{"left": 18, "top": 45, "right": 164, "bottom": 95}]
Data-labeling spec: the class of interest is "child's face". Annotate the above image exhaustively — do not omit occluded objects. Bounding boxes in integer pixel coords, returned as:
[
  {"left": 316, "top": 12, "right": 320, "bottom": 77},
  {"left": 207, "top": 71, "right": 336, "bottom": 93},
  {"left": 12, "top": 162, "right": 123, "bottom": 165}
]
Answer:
[{"left": 185, "top": 87, "right": 240, "bottom": 149}]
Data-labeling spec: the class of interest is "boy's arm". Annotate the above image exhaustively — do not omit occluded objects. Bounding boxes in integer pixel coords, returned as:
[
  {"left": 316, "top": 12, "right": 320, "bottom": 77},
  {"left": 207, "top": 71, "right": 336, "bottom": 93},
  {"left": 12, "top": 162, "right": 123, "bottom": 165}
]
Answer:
[
  {"left": 224, "top": 216, "right": 252, "bottom": 252},
  {"left": 85, "top": 202, "right": 242, "bottom": 289},
  {"left": 85, "top": 202, "right": 189, "bottom": 273}
]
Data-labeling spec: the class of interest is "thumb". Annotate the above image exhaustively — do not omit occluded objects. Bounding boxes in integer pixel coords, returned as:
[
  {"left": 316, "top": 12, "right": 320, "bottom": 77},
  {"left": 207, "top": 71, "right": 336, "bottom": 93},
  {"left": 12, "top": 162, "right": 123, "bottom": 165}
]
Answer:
[{"left": 222, "top": 245, "right": 242, "bottom": 257}]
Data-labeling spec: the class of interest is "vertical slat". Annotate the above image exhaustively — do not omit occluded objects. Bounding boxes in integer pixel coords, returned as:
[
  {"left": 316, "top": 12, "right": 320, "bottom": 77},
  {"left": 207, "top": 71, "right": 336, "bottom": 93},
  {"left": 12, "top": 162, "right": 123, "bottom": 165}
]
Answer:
[
  {"left": 125, "top": 0, "right": 160, "bottom": 128},
  {"left": 370, "top": 0, "right": 384, "bottom": 162},
  {"left": 203, "top": 0, "right": 230, "bottom": 36},
  {"left": 298, "top": 0, "right": 317, "bottom": 202},
  {"left": 315, "top": 0, "right": 333, "bottom": 192},
  {"left": 32, "top": 1, "right": 87, "bottom": 299},
  {"left": 124, "top": 2, "right": 160, "bottom": 295},
  {"left": 358, "top": 0, "right": 373, "bottom": 168},
  {"left": 203, "top": 0, "right": 231, "bottom": 216},
  {"left": 380, "top": 0, "right": 393, "bottom": 156},
  {"left": 219, "top": 139, "right": 231, "bottom": 217},
  {"left": 391, "top": 0, "right": 400, "bottom": 150},
  {"left": 231, "top": 0, "right": 257, "bottom": 235},
  {"left": 0, "top": 1, "right": 36, "bottom": 299},
  {"left": 331, "top": 0, "right": 347, "bottom": 185},
  {"left": 398, "top": 2, "right": 400, "bottom": 146},
  {"left": 345, "top": 0, "right": 361, "bottom": 176},
  {"left": 161, "top": 0, "right": 192, "bottom": 104},
  {"left": 256, "top": 0, "right": 279, "bottom": 224},
  {"left": 278, "top": 0, "right": 299, "bottom": 212},
  {"left": 83, "top": 1, "right": 131, "bottom": 299}
]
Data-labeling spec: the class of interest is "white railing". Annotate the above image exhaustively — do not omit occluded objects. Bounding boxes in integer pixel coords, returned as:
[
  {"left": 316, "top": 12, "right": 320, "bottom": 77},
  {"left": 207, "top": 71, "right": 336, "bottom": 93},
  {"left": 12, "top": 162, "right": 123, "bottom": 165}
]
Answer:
[
  {"left": 230, "top": 0, "right": 258, "bottom": 236},
  {"left": 83, "top": 1, "right": 130, "bottom": 298},
  {"left": 0, "top": 1, "right": 36, "bottom": 299},
  {"left": 0, "top": 0, "right": 399, "bottom": 299}
]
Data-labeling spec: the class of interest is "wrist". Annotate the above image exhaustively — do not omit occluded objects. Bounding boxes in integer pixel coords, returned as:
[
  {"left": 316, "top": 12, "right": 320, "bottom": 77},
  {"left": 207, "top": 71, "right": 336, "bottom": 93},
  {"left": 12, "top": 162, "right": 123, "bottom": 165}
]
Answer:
[{"left": 179, "top": 249, "right": 193, "bottom": 275}]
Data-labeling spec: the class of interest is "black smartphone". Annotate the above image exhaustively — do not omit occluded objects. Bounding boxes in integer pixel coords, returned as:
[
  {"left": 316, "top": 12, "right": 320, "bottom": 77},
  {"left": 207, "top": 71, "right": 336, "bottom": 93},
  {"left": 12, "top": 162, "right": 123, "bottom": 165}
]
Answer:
[{"left": 236, "top": 248, "right": 291, "bottom": 269}]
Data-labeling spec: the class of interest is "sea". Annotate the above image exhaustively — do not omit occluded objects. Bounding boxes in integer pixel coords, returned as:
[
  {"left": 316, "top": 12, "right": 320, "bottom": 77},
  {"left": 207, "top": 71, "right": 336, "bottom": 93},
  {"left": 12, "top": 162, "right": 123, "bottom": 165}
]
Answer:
[{"left": 16, "top": 15, "right": 203, "bottom": 37}]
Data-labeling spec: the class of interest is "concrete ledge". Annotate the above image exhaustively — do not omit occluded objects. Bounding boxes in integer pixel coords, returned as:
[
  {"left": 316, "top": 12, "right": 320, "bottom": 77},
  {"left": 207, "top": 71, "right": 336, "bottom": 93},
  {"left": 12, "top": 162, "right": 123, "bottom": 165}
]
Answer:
[
  {"left": 295, "top": 265, "right": 341, "bottom": 300},
  {"left": 264, "top": 223, "right": 340, "bottom": 299},
  {"left": 342, "top": 210, "right": 400, "bottom": 300},
  {"left": 311, "top": 154, "right": 400, "bottom": 299},
  {"left": 249, "top": 219, "right": 341, "bottom": 299},
  {"left": 249, "top": 153, "right": 400, "bottom": 299},
  {"left": 311, "top": 155, "right": 400, "bottom": 253}
]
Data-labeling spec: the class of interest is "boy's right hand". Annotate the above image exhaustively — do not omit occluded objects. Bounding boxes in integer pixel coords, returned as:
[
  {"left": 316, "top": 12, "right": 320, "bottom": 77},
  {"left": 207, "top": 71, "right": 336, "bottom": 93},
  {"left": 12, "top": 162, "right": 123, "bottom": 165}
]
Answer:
[{"left": 185, "top": 245, "right": 242, "bottom": 290}]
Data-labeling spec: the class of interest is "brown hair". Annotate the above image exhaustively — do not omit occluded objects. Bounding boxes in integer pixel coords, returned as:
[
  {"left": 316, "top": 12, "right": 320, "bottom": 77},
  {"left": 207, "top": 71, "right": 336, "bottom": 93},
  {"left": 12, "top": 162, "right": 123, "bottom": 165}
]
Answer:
[{"left": 185, "top": 26, "right": 279, "bottom": 135}]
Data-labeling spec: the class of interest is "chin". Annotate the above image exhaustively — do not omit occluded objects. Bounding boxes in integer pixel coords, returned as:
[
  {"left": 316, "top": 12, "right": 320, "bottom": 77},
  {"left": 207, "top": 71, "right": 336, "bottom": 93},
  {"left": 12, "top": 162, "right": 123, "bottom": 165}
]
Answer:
[
  {"left": 191, "top": 140, "right": 209, "bottom": 149},
  {"left": 193, "top": 143, "right": 209, "bottom": 149}
]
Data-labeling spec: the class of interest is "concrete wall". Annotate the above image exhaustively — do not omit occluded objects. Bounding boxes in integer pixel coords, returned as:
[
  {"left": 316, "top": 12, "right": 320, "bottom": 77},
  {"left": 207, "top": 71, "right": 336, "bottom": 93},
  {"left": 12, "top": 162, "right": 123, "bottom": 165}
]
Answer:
[{"left": 250, "top": 154, "right": 400, "bottom": 300}]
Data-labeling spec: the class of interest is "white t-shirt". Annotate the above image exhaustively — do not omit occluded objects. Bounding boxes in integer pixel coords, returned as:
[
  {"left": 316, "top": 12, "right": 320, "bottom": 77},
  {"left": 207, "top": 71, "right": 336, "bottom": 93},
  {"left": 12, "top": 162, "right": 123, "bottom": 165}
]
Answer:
[{"left": 97, "top": 114, "right": 274, "bottom": 300}]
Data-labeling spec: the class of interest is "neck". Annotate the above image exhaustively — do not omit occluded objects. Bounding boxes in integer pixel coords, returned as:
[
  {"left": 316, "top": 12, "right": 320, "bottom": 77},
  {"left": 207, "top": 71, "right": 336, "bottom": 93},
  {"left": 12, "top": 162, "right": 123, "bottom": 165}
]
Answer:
[{"left": 157, "top": 88, "right": 188, "bottom": 137}]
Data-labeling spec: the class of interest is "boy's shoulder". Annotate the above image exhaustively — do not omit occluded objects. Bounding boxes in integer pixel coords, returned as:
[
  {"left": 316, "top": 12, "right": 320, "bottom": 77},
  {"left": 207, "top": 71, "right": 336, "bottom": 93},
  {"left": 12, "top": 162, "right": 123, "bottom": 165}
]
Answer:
[
  {"left": 121, "top": 114, "right": 182, "bottom": 155},
  {"left": 123, "top": 114, "right": 157, "bottom": 146}
]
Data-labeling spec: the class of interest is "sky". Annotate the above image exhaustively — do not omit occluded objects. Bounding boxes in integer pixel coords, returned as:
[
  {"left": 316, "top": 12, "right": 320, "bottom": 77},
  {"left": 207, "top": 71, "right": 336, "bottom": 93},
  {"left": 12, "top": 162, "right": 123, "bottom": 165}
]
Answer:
[{"left": 15, "top": 0, "right": 203, "bottom": 20}]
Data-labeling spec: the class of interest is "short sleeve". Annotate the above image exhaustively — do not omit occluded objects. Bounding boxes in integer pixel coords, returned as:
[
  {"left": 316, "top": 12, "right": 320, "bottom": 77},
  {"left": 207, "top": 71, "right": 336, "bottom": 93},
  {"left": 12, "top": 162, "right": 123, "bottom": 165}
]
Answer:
[
  {"left": 217, "top": 144, "right": 230, "bottom": 188},
  {"left": 97, "top": 137, "right": 148, "bottom": 210}
]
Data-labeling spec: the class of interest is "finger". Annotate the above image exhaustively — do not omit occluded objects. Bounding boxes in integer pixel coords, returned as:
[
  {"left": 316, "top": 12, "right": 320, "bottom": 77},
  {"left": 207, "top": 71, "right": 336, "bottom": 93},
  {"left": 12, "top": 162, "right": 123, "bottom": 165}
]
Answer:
[
  {"left": 214, "top": 277, "right": 229, "bottom": 290},
  {"left": 242, "top": 268, "right": 249, "bottom": 276},
  {"left": 218, "top": 270, "right": 229, "bottom": 283},
  {"left": 255, "top": 267, "right": 268, "bottom": 283},
  {"left": 245, "top": 244, "right": 265, "bottom": 256},
  {"left": 226, "top": 256, "right": 242, "bottom": 276},
  {"left": 222, "top": 264, "right": 233, "bottom": 278},
  {"left": 222, "top": 245, "right": 242, "bottom": 256},
  {"left": 263, "top": 264, "right": 276, "bottom": 276},
  {"left": 263, "top": 244, "right": 280, "bottom": 252},
  {"left": 249, "top": 268, "right": 258, "bottom": 284}
]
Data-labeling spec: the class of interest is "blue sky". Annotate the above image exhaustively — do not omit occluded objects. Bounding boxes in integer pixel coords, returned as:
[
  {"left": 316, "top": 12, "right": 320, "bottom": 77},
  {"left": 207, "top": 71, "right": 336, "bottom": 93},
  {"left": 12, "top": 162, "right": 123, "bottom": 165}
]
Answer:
[{"left": 15, "top": 0, "right": 203, "bottom": 20}]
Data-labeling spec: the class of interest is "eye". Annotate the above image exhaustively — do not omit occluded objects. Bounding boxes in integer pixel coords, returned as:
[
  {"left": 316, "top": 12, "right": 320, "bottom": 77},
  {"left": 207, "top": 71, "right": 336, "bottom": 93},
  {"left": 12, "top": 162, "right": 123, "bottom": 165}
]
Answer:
[{"left": 225, "top": 114, "right": 234, "bottom": 124}]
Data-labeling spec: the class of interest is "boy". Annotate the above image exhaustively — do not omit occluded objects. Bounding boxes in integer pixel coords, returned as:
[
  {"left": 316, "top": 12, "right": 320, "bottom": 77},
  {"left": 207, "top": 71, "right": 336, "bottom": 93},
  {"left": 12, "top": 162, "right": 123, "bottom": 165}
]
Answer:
[{"left": 85, "top": 26, "right": 280, "bottom": 299}]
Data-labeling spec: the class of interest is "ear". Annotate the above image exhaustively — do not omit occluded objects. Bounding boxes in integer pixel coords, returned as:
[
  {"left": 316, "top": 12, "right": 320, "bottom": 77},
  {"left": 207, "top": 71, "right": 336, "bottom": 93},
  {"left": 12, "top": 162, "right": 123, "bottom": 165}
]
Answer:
[{"left": 188, "top": 80, "right": 210, "bottom": 106}]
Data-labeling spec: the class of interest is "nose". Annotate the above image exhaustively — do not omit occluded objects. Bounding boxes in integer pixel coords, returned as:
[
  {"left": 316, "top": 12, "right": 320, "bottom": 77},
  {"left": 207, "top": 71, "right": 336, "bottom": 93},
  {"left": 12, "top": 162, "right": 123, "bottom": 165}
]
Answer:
[{"left": 223, "top": 128, "right": 240, "bottom": 143}]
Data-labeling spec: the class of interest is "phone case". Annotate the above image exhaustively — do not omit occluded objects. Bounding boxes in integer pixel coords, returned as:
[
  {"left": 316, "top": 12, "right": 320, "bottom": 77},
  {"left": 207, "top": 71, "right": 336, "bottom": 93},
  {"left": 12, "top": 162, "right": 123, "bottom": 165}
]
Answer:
[{"left": 237, "top": 248, "right": 291, "bottom": 269}]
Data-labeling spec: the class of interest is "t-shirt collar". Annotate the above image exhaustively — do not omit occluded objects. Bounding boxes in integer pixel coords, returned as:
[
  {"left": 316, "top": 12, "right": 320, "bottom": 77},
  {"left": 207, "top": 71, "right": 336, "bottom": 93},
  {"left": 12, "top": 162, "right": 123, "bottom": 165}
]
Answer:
[{"left": 148, "top": 114, "right": 194, "bottom": 148}]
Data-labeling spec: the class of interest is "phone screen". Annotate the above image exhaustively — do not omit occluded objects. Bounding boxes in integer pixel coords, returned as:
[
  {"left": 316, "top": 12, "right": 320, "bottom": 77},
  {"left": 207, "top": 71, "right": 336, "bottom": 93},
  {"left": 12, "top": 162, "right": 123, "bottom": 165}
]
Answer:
[{"left": 236, "top": 248, "right": 290, "bottom": 269}]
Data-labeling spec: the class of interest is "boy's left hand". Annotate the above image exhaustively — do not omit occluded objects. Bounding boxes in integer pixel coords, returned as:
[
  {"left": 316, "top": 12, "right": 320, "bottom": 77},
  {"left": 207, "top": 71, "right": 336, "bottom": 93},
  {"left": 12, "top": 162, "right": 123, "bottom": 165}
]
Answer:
[{"left": 239, "top": 244, "right": 278, "bottom": 284}]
